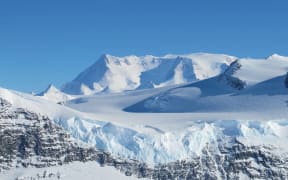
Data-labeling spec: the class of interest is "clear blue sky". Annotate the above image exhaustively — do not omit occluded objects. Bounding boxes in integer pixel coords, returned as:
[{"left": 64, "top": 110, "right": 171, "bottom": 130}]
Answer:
[{"left": 0, "top": 0, "right": 287, "bottom": 92}]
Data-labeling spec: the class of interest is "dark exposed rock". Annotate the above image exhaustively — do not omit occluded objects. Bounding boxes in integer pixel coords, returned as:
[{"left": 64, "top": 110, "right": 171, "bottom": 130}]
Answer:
[
  {"left": 0, "top": 98, "right": 11, "bottom": 113},
  {"left": 219, "top": 60, "right": 247, "bottom": 90},
  {"left": 285, "top": 72, "right": 288, "bottom": 88}
]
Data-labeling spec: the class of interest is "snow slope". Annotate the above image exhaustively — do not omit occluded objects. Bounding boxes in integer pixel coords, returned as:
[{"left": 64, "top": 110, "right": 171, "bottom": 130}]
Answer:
[
  {"left": 62, "top": 53, "right": 235, "bottom": 95},
  {"left": 220, "top": 53, "right": 288, "bottom": 89},
  {"left": 0, "top": 161, "right": 136, "bottom": 180},
  {"left": 0, "top": 87, "right": 82, "bottom": 119},
  {"left": 126, "top": 75, "right": 288, "bottom": 114},
  {"left": 37, "top": 84, "right": 74, "bottom": 103},
  {"left": 125, "top": 54, "right": 288, "bottom": 113}
]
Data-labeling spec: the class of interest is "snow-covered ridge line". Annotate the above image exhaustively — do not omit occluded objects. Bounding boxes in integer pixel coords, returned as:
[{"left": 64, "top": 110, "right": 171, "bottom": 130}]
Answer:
[
  {"left": 37, "top": 84, "right": 75, "bottom": 104},
  {"left": 221, "top": 54, "right": 288, "bottom": 89},
  {"left": 61, "top": 53, "right": 236, "bottom": 95}
]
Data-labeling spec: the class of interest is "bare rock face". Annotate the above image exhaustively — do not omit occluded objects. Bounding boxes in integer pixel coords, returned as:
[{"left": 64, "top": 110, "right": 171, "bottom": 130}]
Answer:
[
  {"left": 219, "top": 60, "right": 247, "bottom": 90},
  {"left": 0, "top": 98, "right": 11, "bottom": 113},
  {"left": 0, "top": 103, "right": 98, "bottom": 170}
]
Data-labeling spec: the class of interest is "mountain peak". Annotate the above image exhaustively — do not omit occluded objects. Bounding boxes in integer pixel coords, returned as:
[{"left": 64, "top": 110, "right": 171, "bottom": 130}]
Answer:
[
  {"left": 100, "top": 53, "right": 113, "bottom": 60},
  {"left": 38, "top": 84, "right": 73, "bottom": 103},
  {"left": 39, "top": 84, "right": 59, "bottom": 95},
  {"left": 62, "top": 53, "right": 237, "bottom": 95},
  {"left": 267, "top": 53, "right": 288, "bottom": 60}
]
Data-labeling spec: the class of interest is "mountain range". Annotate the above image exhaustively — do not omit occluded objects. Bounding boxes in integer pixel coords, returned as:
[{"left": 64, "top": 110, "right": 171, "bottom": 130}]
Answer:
[{"left": 1, "top": 53, "right": 288, "bottom": 180}]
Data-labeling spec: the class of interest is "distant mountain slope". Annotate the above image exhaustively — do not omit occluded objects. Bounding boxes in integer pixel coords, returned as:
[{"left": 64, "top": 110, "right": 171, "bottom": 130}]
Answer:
[
  {"left": 220, "top": 54, "right": 288, "bottom": 90},
  {"left": 125, "top": 55, "right": 288, "bottom": 113},
  {"left": 37, "top": 84, "right": 74, "bottom": 103},
  {"left": 61, "top": 53, "right": 236, "bottom": 95}
]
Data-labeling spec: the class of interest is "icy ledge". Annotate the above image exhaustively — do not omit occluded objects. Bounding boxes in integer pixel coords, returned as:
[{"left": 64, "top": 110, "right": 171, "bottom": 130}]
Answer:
[{"left": 55, "top": 117, "right": 288, "bottom": 165}]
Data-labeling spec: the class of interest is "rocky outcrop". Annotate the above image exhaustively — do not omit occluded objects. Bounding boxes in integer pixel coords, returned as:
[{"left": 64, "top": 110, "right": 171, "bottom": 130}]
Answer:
[
  {"left": 135, "top": 140, "right": 288, "bottom": 180},
  {"left": 0, "top": 98, "right": 11, "bottom": 113},
  {"left": 285, "top": 72, "right": 288, "bottom": 88},
  {"left": 0, "top": 104, "right": 94, "bottom": 170},
  {"left": 219, "top": 60, "right": 247, "bottom": 90},
  {"left": 0, "top": 98, "right": 152, "bottom": 178}
]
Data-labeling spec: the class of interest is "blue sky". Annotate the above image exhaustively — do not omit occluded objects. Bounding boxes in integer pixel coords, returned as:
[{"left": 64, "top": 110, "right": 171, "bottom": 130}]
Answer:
[{"left": 0, "top": 0, "right": 287, "bottom": 92}]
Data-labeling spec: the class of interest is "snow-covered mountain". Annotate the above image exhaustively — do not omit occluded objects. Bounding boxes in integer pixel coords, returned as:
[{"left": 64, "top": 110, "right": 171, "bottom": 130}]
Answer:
[
  {"left": 220, "top": 53, "right": 288, "bottom": 90},
  {"left": 37, "top": 84, "right": 74, "bottom": 103},
  {"left": 2, "top": 53, "right": 288, "bottom": 179},
  {"left": 125, "top": 54, "right": 288, "bottom": 113},
  {"left": 62, "top": 53, "right": 236, "bottom": 95}
]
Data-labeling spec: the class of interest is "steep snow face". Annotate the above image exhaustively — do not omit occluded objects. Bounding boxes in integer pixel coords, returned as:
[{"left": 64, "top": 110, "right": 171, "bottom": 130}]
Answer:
[
  {"left": 37, "top": 84, "right": 74, "bottom": 103},
  {"left": 56, "top": 116, "right": 288, "bottom": 165},
  {"left": 220, "top": 54, "right": 288, "bottom": 89},
  {"left": 62, "top": 53, "right": 236, "bottom": 95},
  {"left": 0, "top": 87, "right": 83, "bottom": 120}
]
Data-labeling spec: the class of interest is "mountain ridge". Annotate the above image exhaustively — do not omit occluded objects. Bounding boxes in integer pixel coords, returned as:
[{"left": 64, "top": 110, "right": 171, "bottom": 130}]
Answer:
[
  {"left": 37, "top": 84, "right": 74, "bottom": 103},
  {"left": 61, "top": 53, "right": 236, "bottom": 95}
]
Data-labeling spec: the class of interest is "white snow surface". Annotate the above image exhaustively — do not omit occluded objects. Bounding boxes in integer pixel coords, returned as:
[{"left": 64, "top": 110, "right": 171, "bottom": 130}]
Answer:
[
  {"left": 0, "top": 161, "right": 136, "bottom": 180},
  {"left": 223, "top": 54, "right": 288, "bottom": 87},
  {"left": 37, "top": 84, "right": 75, "bottom": 103},
  {"left": 62, "top": 53, "right": 236, "bottom": 95}
]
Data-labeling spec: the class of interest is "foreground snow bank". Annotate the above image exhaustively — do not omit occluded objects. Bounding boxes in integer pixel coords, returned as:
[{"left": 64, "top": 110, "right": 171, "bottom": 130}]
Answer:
[{"left": 0, "top": 161, "right": 136, "bottom": 180}]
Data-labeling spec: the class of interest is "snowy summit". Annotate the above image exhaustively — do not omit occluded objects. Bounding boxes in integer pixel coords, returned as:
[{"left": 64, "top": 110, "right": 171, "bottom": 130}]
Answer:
[
  {"left": 62, "top": 53, "right": 236, "bottom": 95},
  {"left": 38, "top": 84, "right": 74, "bottom": 103}
]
